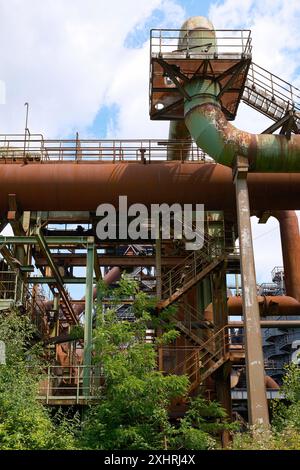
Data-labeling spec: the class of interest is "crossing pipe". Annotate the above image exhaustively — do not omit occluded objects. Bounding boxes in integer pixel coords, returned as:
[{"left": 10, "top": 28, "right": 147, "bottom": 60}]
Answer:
[{"left": 182, "top": 17, "right": 300, "bottom": 172}]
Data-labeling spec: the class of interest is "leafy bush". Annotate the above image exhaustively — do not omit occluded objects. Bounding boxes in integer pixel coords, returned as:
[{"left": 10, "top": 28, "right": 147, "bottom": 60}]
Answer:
[{"left": 0, "top": 310, "right": 78, "bottom": 449}]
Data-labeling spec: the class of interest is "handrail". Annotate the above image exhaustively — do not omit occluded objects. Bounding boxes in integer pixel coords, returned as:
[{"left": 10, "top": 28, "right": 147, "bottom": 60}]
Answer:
[
  {"left": 38, "top": 365, "right": 104, "bottom": 403},
  {"left": 165, "top": 325, "right": 245, "bottom": 387},
  {"left": 160, "top": 232, "right": 231, "bottom": 299},
  {"left": 0, "top": 137, "right": 211, "bottom": 164},
  {"left": 150, "top": 29, "right": 252, "bottom": 56},
  {"left": 244, "top": 63, "right": 300, "bottom": 116}
]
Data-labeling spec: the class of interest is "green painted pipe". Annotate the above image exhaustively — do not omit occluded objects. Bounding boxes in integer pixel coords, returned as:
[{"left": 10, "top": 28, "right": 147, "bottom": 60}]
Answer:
[{"left": 180, "top": 17, "right": 300, "bottom": 172}]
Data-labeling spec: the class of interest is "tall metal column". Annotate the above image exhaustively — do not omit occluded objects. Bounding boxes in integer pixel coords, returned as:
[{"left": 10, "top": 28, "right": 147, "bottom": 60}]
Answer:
[
  {"left": 155, "top": 228, "right": 162, "bottom": 300},
  {"left": 233, "top": 156, "right": 269, "bottom": 427},
  {"left": 83, "top": 237, "right": 95, "bottom": 396},
  {"left": 155, "top": 223, "right": 164, "bottom": 371}
]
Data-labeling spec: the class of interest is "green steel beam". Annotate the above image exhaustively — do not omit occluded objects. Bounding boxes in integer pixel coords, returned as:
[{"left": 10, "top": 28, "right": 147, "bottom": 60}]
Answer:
[
  {"left": 35, "top": 228, "right": 78, "bottom": 324},
  {"left": 0, "top": 236, "right": 89, "bottom": 245},
  {"left": 83, "top": 237, "right": 95, "bottom": 395}
]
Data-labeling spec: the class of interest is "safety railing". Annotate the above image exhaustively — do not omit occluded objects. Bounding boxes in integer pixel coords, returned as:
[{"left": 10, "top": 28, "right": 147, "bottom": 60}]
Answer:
[
  {"left": 164, "top": 325, "right": 237, "bottom": 389},
  {"left": 38, "top": 365, "right": 104, "bottom": 403},
  {"left": 277, "top": 332, "right": 300, "bottom": 350},
  {"left": 160, "top": 238, "right": 235, "bottom": 301},
  {"left": 232, "top": 389, "right": 283, "bottom": 400},
  {"left": 0, "top": 270, "right": 16, "bottom": 300},
  {"left": 0, "top": 136, "right": 212, "bottom": 163},
  {"left": 150, "top": 29, "right": 252, "bottom": 58},
  {"left": 23, "top": 283, "right": 49, "bottom": 337},
  {"left": 243, "top": 62, "right": 300, "bottom": 123},
  {"left": 258, "top": 282, "right": 284, "bottom": 296},
  {"left": 175, "top": 300, "right": 212, "bottom": 336},
  {"left": 271, "top": 266, "right": 285, "bottom": 283}
]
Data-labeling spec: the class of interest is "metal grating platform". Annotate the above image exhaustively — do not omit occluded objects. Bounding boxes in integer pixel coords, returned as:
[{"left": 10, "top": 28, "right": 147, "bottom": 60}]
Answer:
[{"left": 150, "top": 29, "right": 252, "bottom": 121}]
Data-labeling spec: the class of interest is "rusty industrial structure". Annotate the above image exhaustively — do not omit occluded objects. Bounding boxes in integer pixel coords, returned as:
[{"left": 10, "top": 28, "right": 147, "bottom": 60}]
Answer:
[{"left": 1, "top": 16, "right": 300, "bottom": 434}]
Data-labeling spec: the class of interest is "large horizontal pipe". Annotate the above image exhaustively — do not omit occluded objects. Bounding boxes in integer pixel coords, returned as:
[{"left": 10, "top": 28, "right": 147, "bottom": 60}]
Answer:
[
  {"left": 1, "top": 162, "right": 300, "bottom": 212},
  {"left": 34, "top": 254, "right": 186, "bottom": 267},
  {"left": 230, "top": 320, "right": 300, "bottom": 328},
  {"left": 228, "top": 296, "right": 300, "bottom": 316}
]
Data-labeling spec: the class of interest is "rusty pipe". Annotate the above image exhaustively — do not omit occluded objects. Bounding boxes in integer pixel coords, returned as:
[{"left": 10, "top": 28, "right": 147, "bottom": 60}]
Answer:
[
  {"left": 1, "top": 163, "right": 300, "bottom": 212},
  {"left": 272, "top": 211, "right": 300, "bottom": 301},
  {"left": 44, "top": 267, "right": 121, "bottom": 316},
  {"left": 72, "top": 267, "right": 121, "bottom": 317},
  {"left": 230, "top": 320, "right": 300, "bottom": 328},
  {"left": 228, "top": 295, "right": 300, "bottom": 316},
  {"left": 181, "top": 17, "right": 300, "bottom": 172}
]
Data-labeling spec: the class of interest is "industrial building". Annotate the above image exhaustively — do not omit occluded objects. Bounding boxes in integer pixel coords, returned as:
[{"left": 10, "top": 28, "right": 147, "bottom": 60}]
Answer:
[{"left": 1, "top": 15, "right": 300, "bottom": 431}]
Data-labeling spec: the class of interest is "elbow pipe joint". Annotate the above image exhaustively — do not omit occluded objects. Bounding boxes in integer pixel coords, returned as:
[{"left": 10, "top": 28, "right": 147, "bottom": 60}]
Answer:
[{"left": 180, "top": 18, "right": 300, "bottom": 172}]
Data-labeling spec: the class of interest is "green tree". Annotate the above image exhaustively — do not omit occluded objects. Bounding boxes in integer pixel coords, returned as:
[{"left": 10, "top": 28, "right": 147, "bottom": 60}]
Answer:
[
  {"left": 80, "top": 275, "right": 232, "bottom": 450},
  {"left": 232, "top": 363, "right": 300, "bottom": 450},
  {"left": 0, "top": 310, "right": 77, "bottom": 450}
]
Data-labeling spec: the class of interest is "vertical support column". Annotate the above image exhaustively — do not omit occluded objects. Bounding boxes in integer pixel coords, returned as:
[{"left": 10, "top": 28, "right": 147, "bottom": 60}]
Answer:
[
  {"left": 233, "top": 156, "right": 269, "bottom": 428},
  {"left": 83, "top": 237, "right": 95, "bottom": 396},
  {"left": 156, "top": 229, "right": 162, "bottom": 300},
  {"left": 155, "top": 223, "right": 164, "bottom": 371},
  {"left": 53, "top": 293, "right": 60, "bottom": 336}
]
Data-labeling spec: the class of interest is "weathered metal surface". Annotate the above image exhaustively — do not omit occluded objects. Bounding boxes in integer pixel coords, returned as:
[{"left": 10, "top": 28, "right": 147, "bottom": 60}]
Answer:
[
  {"left": 184, "top": 79, "right": 300, "bottom": 171},
  {"left": 230, "top": 320, "right": 300, "bottom": 328},
  {"left": 228, "top": 295, "right": 300, "bottom": 316},
  {"left": 1, "top": 163, "right": 300, "bottom": 212},
  {"left": 34, "top": 254, "right": 185, "bottom": 268},
  {"left": 83, "top": 239, "right": 94, "bottom": 392},
  {"left": 234, "top": 156, "right": 269, "bottom": 427},
  {"left": 273, "top": 211, "right": 300, "bottom": 302}
]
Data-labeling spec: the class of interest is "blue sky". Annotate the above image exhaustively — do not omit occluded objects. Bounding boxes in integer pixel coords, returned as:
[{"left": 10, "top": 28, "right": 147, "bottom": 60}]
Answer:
[{"left": 88, "top": 0, "right": 213, "bottom": 138}]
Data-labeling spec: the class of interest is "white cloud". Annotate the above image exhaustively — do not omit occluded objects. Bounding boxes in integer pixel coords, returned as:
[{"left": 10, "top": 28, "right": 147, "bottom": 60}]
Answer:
[{"left": 0, "top": 0, "right": 183, "bottom": 137}]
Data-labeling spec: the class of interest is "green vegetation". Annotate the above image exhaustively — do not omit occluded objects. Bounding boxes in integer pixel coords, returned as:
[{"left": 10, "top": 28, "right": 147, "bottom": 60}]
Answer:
[
  {"left": 232, "top": 363, "right": 300, "bottom": 450},
  {"left": 0, "top": 277, "right": 232, "bottom": 450},
  {"left": 0, "top": 311, "right": 77, "bottom": 449},
  {"left": 1, "top": 276, "right": 299, "bottom": 450},
  {"left": 79, "top": 276, "right": 233, "bottom": 450}
]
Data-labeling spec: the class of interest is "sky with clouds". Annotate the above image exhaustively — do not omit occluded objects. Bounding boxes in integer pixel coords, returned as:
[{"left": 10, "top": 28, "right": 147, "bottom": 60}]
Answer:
[{"left": 1, "top": 0, "right": 300, "bottom": 285}]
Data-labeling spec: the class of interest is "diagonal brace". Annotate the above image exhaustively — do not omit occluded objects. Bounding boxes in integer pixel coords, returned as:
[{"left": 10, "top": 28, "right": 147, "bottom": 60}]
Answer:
[{"left": 35, "top": 227, "right": 78, "bottom": 324}]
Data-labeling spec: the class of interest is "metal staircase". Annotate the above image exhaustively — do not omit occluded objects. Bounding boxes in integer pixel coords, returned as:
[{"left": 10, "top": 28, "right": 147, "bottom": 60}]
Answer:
[
  {"left": 242, "top": 62, "right": 300, "bottom": 133},
  {"left": 170, "top": 325, "right": 230, "bottom": 393},
  {"left": 169, "top": 302, "right": 212, "bottom": 347},
  {"left": 157, "top": 244, "right": 226, "bottom": 310}
]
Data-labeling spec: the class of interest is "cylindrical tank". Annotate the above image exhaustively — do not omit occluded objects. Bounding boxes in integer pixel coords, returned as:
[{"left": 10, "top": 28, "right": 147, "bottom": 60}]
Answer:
[{"left": 178, "top": 16, "right": 217, "bottom": 55}]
